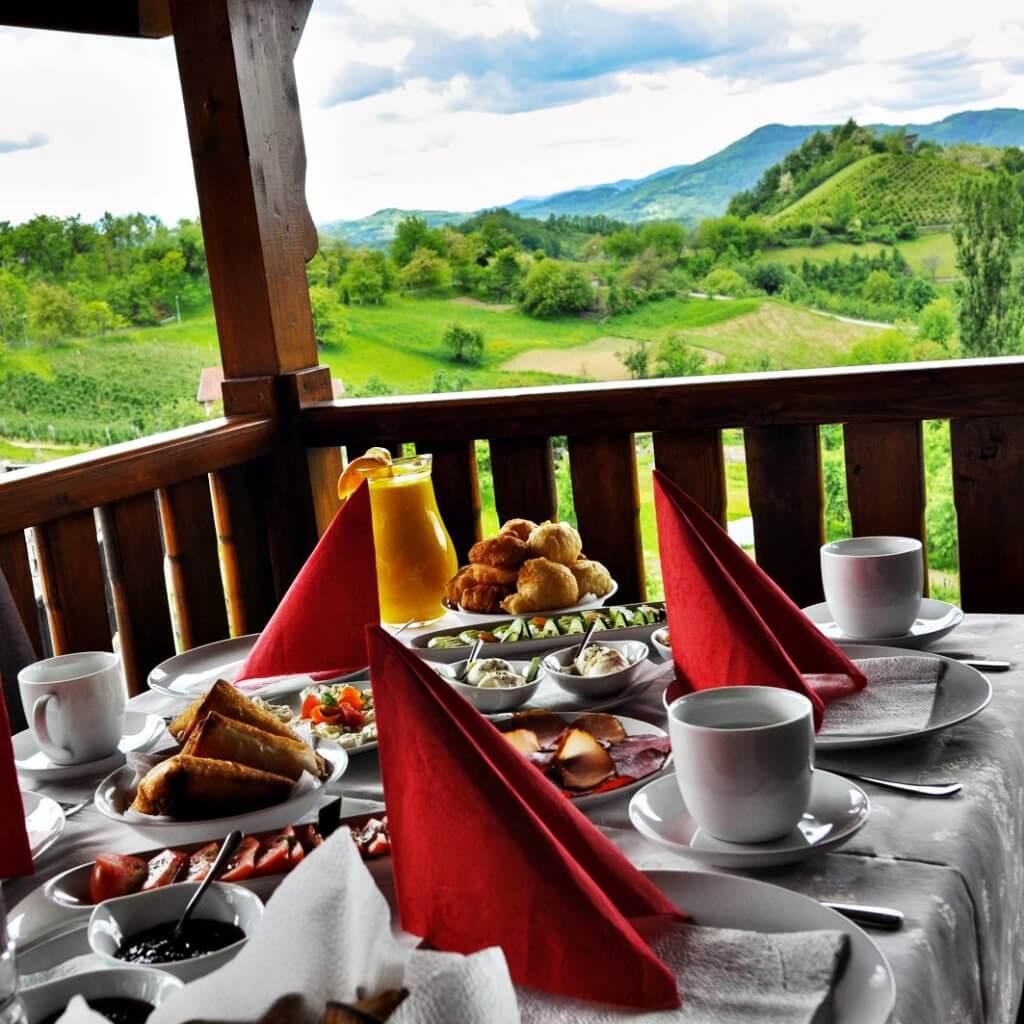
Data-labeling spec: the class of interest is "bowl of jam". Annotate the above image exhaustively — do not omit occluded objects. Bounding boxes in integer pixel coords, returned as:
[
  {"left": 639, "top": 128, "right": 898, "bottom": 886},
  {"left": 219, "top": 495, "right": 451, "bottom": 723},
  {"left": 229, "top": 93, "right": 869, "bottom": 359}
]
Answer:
[
  {"left": 88, "top": 881, "right": 264, "bottom": 982},
  {"left": 19, "top": 967, "right": 183, "bottom": 1024}
]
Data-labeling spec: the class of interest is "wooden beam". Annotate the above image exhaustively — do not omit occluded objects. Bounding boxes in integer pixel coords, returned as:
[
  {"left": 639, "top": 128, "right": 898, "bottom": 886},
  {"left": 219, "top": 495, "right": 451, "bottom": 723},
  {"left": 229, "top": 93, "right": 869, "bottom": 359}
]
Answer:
[
  {"left": 302, "top": 359, "right": 1024, "bottom": 446},
  {"left": 169, "top": 0, "right": 318, "bottom": 380},
  {"left": 652, "top": 428, "right": 727, "bottom": 526},
  {"left": 0, "top": 1, "right": 171, "bottom": 37},
  {"left": 488, "top": 439, "right": 558, "bottom": 526}
]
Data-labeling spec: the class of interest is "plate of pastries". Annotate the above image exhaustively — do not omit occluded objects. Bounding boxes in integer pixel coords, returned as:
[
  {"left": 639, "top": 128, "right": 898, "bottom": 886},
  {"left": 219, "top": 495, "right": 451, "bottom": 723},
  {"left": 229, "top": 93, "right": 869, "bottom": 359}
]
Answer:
[
  {"left": 443, "top": 518, "right": 618, "bottom": 623},
  {"left": 94, "top": 681, "right": 347, "bottom": 845}
]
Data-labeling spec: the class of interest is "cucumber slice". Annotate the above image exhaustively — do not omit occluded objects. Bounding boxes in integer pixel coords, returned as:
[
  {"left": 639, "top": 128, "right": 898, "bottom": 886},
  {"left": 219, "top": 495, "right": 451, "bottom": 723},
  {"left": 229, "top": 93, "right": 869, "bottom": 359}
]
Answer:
[
  {"left": 563, "top": 615, "right": 586, "bottom": 635},
  {"left": 540, "top": 617, "right": 560, "bottom": 638},
  {"left": 524, "top": 656, "right": 542, "bottom": 683}
]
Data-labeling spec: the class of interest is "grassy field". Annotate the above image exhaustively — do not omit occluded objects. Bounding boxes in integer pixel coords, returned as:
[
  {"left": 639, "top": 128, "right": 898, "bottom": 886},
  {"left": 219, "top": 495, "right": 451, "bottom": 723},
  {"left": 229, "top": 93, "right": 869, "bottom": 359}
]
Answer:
[{"left": 769, "top": 231, "right": 957, "bottom": 279}]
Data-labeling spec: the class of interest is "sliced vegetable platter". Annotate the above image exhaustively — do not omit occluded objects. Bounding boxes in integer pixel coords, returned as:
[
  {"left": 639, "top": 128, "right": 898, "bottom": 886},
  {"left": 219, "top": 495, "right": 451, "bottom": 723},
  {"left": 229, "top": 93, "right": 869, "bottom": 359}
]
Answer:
[
  {"left": 413, "top": 602, "right": 667, "bottom": 664},
  {"left": 256, "top": 679, "right": 378, "bottom": 756}
]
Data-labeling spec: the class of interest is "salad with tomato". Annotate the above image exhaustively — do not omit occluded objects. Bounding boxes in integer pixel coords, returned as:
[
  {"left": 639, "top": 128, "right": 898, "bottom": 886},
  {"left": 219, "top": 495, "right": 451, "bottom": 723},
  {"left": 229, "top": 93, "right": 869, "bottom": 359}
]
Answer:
[{"left": 299, "top": 684, "right": 376, "bottom": 750}]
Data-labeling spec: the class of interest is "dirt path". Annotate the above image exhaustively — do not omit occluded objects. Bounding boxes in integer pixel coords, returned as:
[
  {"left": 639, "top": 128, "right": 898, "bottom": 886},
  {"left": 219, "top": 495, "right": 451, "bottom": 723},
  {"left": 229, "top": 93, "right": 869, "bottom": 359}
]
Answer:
[{"left": 450, "top": 297, "right": 515, "bottom": 312}]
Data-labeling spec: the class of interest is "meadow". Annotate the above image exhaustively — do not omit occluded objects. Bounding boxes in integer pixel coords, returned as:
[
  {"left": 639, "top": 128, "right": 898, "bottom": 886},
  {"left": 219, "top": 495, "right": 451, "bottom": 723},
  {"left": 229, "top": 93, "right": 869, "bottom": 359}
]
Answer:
[{"left": 769, "top": 232, "right": 958, "bottom": 279}]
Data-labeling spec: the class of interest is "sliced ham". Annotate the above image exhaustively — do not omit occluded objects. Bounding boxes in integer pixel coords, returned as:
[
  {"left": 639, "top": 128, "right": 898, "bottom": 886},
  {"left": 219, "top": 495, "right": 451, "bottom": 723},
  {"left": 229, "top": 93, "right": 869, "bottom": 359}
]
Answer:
[{"left": 608, "top": 735, "right": 671, "bottom": 780}]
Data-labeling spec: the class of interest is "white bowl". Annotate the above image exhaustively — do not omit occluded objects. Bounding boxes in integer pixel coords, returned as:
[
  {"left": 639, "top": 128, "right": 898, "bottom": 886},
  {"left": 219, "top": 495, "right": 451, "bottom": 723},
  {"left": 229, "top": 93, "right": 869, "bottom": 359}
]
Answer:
[
  {"left": 543, "top": 640, "right": 650, "bottom": 699},
  {"left": 93, "top": 747, "right": 347, "bottom": 846},
  {"left": 651, "top": 626, "right": 672, "bottom": 661},
  {"left": 88, "top": 881, "right": 264, "bottom": 982},
  {"left": 19, "top": 967, "right": 183, "bottom": 1024},
  {"left": 436, "top": 660, "right": 544, "bottom": 713}
]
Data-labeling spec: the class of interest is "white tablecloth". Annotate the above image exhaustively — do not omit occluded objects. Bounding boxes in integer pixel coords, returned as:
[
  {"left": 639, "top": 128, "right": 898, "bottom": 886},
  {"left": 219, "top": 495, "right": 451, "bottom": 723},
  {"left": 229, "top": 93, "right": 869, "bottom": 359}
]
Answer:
[{"left": 8, "top": 614, "right": 1024, "bottom": 1024}]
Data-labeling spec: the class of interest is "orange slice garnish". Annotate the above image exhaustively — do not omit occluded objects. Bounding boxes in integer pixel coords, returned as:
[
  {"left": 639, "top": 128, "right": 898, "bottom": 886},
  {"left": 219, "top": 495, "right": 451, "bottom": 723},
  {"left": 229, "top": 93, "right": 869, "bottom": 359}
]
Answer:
[{"left": 338, "top": 450, "right": 393, "bottom": 501}]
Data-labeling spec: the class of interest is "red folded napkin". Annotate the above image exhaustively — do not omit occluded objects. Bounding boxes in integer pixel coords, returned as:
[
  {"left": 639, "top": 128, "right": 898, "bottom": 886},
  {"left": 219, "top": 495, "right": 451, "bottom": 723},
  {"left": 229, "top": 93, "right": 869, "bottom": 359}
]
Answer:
[
  {"left": 367, "top": 625, "right": 683, "bottom": 1010},
  {"left": 1, "top": 689, "right": 32, "bottom": 878},
  {"left": 654, "top": 471, "right": 866, "bottom": 729},
  {"left": 236, "top": 482, "right": 378, "bottom": 682}
]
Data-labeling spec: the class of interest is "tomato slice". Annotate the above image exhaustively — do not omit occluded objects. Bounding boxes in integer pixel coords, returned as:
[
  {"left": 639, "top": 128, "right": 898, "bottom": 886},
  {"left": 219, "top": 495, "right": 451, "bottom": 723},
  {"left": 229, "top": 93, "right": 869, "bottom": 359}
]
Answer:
[
  {"left": 339, "top": 703, "right": 364, "bottom": 729},
  {"left": 311, "top": 704, "right": 345, "bottom": 725},
  {"left": 142, "top": 849, "right": 188, "bottom": 890},
  {"left": 289, "top": 839, "right": 305, "bottom": 868},
  {"left": 300, "top": 693, "right": 321, "bottom": 719},
  {"left": 252, "top": 836, "right": 291, "bottom": 878},
  {"left": 90, "top": 853, "right": 148, "bottom": 903},
  {"left": 218, "top": 836, "right": 260, "bottom": 882},
  {"left": 336, "top": 686, "right": 364, "bottom": 710},
  {"left": 293, "top": 824, "right": 321, "bottom": 852},
  {"left": 185, "top": 842, "right": 220, "bottom": 883}
]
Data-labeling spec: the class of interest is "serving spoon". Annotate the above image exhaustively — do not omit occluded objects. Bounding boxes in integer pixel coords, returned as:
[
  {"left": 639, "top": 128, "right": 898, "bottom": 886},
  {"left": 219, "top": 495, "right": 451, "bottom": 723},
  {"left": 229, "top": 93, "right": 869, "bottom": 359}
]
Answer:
[{"left": 174, "top": 829, "right": 243, "bottom": 938}]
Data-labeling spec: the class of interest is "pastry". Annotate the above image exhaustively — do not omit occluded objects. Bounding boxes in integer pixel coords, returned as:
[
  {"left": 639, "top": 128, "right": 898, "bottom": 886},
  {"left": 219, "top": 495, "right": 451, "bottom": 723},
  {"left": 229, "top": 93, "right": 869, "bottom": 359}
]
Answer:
[
  {"left": 568, "top": 559, "right": 614, "bottom": 598},
  {"left": 499, "top": 518, "right": 537, "bottom": 542},
  {"left": 468, "top": 533, "right": 529, "bottom": 571},
  {"left": 526, "top": 522, "right": 582, "bottom": 565},
  {"left": 500, "top": 558, "right": 578, "bottom": 614},
  {"left": 169, "top": 679, "right": 301, "bottom": 746},
  {"left": 459, "top": 583, "right": 512, "bottom": 614}
]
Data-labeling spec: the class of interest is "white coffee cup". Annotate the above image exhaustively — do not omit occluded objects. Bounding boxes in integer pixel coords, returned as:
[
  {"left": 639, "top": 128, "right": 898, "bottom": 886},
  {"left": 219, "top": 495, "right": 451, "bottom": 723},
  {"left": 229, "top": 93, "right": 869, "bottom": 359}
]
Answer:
[
  {"left": 18, "top": 652, "right": 126, "bottom": 765},
  {"left": 668, "top": 686, "right": 814, "bottom": 844},
  {"left": 821, "top": 536, "right": 923, "bottom": 639}
]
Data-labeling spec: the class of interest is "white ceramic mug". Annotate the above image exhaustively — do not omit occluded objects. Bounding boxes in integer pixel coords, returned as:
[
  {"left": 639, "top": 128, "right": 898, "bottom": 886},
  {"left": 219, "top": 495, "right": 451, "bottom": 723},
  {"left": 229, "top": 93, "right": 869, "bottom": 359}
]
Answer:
[
  {"left": 18, "top": 652, "right": 126, "bottom": 765},
  {"left": 669, "top": 686, "right": 814, "bottom": 844},
  {"left": 821, "top": 536, "right": 923, "bottom": 639}
]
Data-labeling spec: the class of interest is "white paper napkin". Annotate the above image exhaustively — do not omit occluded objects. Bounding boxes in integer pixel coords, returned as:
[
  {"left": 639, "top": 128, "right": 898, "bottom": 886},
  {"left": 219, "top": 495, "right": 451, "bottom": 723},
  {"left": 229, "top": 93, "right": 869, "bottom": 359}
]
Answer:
[
  {"left": 517, "top": 922, "right": 848, "bottom": 1023},
  {"left": 125, "top": 830, "right": 521, "bottom": 1024},
  {"left": 817, "top": 656, "right": 943, "bottom": 736}
]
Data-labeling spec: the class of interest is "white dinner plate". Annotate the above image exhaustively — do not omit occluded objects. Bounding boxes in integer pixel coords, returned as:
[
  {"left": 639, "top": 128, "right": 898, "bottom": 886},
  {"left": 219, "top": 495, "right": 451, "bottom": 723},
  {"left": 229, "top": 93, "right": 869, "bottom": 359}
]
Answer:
[
  {"left": 803, "top": 598, "right": 963, "bottom": 649},
  {"left": 820, "top": 644, "right": 992, "bottom": 750},
  {"left": 644, "top": 870, "right": 895, "bottom": 1023},
  {"left": 443, "top": 580, "right": 619, "bottom": 626},
  {"left": 499, "top": 711, "right": 671, "bottom": 809},
  {"left": 22, "top": 790, "right": 65, "bottom": 862},
  {"left": 629, "top": 770, "right": 870, "bottom": 868},
  {"left": 14, "top": 712, "right": 167, "bottom": 782},
  {"left": 148, "top": 634, "right": 257, "bottom": 700},
  {"left": 94, "top": 747, "right": 347, "bottom": 846}
]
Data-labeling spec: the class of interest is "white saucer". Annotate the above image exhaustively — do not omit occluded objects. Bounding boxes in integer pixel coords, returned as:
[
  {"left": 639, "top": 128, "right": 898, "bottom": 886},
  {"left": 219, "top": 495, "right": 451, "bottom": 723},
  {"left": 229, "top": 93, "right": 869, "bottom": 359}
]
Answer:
[
  {"left": 22, "top": 790, "right": 66, "bottom": 861},
  {"left": 803, "top": 598, "right": 963, "bottom": 649},
  {"left": 629, "top": 769, "right": 870, "bottom": 868},
  {"left": 14, "top": 712, "right": 168, "bottom": 782}
]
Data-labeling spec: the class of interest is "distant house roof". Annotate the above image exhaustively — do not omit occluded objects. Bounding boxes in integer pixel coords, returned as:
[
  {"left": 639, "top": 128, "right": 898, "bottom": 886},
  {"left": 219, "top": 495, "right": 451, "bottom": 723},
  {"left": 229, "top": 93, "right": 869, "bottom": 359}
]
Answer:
[
  {"left": 197, "top": 367, "right": 225, "bottom": 405},
  {"left": 196, "top": 367, "right": 345, "bottom": 405}
]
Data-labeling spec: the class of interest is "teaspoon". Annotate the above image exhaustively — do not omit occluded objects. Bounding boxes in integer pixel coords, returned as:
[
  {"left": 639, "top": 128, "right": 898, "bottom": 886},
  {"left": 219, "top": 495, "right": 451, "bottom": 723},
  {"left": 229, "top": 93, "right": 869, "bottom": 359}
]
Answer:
[
  {"left": 831, "top": 769, "right": 961, "bottom": 798},
  {"left": 174, "top": 830, "right": 243, "bottom": 938}
]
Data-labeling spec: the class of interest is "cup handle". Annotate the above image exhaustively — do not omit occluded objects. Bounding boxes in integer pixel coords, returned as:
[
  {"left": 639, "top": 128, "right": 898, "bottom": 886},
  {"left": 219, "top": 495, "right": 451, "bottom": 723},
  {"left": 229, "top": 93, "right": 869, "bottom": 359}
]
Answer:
[{"left": 32, "top": 694, "right": 74, "bottom": 762}]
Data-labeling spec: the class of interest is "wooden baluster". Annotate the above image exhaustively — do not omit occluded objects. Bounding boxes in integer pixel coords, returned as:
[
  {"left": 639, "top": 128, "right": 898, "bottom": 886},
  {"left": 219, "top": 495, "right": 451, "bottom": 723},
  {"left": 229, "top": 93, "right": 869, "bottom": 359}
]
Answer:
[
  {"left": 157, "top": 476, "right": 229, "bottom": 650},
  {"left": 34, "top": 512, "right": 112, "bottom": 654},
  {"left": 745, "top": 425, "right": 825, "bottom": 607},
  {"left": 652, "top": 428, "right": 727, "bottom": 526},
  {"left": 97, "top": 494, "right": 176, "bottom": 695},
  {"left": 843, "top": 420, "right": 928, "bottom": 593},
  {"left": 951, "top": 415, "right": 1024, "bottom": 612},
  {"left": 416, "top": 439, "right": 482, "bottom": 564},
  {"left": 568, "top": 433, "right": 645, "bottom": 604},
  {"left": 307, "top": 445, "right": 343, "bottom": 537},
  {"left": 488, "top": 438, "right": 558, "bottom": 526},
  {"left": 0, "top": 529, "right": 42, "bottom": 656}
]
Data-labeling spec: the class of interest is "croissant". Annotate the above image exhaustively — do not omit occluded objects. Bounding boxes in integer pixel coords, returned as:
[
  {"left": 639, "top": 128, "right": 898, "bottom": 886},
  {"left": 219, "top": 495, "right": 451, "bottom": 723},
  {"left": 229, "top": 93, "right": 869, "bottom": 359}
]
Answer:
[
  {"left": 499, "top": 518, "right": 538, "bottom": 542},
  {"left": 569, "top": 559, "right": 614, "bottom": 598},
  {"left": 526, "top": 522, "right": 582, "bottom": 566},
  {"left": 468, "top": 534, "right": 529, "bottom": 570},
  {"left": 501, "top": 558, "right": 578, "bottom": 614}
]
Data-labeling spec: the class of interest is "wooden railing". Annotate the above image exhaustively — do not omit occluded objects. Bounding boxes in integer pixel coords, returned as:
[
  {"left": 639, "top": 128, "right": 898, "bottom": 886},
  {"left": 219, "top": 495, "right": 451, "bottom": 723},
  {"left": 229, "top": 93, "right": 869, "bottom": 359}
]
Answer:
[
  {"left": 3, "top": 358, "right": 1023, "bottom": 695},
  {"left": 0, "top": 417, "right": 279, "bottom": 694},
  {"left": 302, "top": 357, "right": 1024, "bottom": 616}
]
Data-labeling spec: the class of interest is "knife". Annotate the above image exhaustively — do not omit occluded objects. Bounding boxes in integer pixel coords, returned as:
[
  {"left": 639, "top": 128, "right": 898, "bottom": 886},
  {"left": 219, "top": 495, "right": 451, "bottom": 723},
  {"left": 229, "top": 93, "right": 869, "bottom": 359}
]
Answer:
[{"left": 821, "top": 901, "right": 904, "bottom": 930}]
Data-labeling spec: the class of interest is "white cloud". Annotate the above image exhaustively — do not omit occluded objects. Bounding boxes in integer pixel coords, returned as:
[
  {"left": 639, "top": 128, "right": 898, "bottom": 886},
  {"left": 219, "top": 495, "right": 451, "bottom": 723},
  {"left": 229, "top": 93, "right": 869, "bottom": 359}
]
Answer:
[{"left": 2, "top": 1, "right": 1024, "bottom": 226}]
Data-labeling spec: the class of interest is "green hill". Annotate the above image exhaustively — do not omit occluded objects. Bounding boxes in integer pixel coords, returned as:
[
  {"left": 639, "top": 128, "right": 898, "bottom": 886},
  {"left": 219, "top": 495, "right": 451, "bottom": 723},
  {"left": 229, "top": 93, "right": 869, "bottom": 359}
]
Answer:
[
  {"left": 320, "top": 208, "right": 469, "bottom": 247},
  {"left": 772, "top": 153, "right": 981, "bottom": 229}
]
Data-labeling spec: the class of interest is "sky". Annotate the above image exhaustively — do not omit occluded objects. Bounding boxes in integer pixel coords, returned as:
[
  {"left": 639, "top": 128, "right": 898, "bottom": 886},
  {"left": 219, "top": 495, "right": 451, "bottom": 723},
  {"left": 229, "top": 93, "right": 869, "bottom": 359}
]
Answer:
[{"left": 2, "top": 0, "right": 1024, "bottom": 226}]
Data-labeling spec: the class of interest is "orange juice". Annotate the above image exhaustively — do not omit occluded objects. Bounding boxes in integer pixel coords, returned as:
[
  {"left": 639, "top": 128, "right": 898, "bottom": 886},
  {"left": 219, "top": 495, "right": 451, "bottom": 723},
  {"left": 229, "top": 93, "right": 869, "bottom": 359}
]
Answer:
[{"left": 362, "top": 455, "right": 457, "bottom": 624}]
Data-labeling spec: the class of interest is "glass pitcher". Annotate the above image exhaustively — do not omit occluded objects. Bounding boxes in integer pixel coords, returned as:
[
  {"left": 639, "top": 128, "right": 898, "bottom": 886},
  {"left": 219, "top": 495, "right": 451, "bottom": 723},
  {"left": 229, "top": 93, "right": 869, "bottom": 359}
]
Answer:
[{"left": 359, "top": 454, "right": 457, "bottom": 626}]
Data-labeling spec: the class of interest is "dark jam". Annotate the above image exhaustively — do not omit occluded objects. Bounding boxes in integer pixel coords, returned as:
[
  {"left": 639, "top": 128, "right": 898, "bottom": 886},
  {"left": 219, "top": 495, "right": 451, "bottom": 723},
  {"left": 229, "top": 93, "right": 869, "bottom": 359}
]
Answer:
[
  {"left": 39, "top": 998, "right": 154, "bottom": 1024},
  {"left": 115, "top": 919, "right": 245, "bottom": 965}
]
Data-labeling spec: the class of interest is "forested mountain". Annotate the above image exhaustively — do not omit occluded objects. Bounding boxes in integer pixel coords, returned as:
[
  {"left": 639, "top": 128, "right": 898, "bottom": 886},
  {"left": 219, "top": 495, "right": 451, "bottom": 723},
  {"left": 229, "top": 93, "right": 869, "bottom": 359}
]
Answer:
[{"left": 321, "top": 108, "right": 1024, "bottom": 245}]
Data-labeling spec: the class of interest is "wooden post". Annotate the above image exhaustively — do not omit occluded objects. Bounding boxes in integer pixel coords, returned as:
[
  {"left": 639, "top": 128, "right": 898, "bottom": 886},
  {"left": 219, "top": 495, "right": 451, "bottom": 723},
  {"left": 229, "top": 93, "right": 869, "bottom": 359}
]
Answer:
[{"left": 169, "top": 0, "right": 340, "bottom": 591}]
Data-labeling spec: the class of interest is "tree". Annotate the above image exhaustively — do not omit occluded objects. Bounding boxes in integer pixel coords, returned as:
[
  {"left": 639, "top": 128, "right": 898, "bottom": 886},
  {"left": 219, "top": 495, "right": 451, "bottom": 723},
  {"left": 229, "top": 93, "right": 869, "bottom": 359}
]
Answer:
[
  {"left": 750, "top": 260, "right": 789, "bottom": 295},
  {"left": 829, "top": 189, "right": 857, "bottom": 231},
  {"left": 603, "top": 229, "right": 644, "bottom": 260},
  {"left": 354, "top": 375, "right": 394, "bottom": 397},
  {"left": 654, "top": 333, "right": 706, "bottom": 378},
  {"left": 917, "top": 298, "right": 955, "bottom": 343},
  {"left": 849, "top": 328, "right": 912, "bottom": 365},
  {"left": 308, "top": 285, "right": 348, "bottom": 346},
  {"left": 625, "top": 250, "right": 669, "bottom": 293},
  {"left": 904, "top": 276, "right": 937, "bottom": 311},
  {"left": 431, "top": 369, "right": 473, "bottom": 393},
  {"left": 617, "top": 342, "right": 650, "bottom": 379},
  {"left": 954, "top": 172, "right": 1024, "bottom": 356},
  {"left": 442, "top": 322, "right": 485, "bottom": 365},
  {"left": 341, "top": 249, "right": 385, "bottom": 305},
  {"left": 862, "top": 269, "right": 897, "bottom": 305},
  {"left": 391, "top": 216, "right": 445, "bottom": 267},
  {"left": 399, "top": 248, "right": 451, "bottom": 292},
  {"left": 701, "top": 267, "right": 749, "bottom": 297},
  {"left": 921, "top": 254, "right": 941, "bottom": 282},
  {"left": 80, "top": 300, "right": 122, "bottom": 335},
  {"left": 0, "top": 269, "right": 29, "bottom": 343},
  {"left": 638, "top": 221, "right": 686, "bottom": 259},
  {"left": 486, "top": 247, "right": 523, "bottom": 301},
  {"left": 28, "top": 282, "right": 81, "bottom": 342},
  {"left": 519, "top": 260, "right": 593, "bottom": 318}
]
